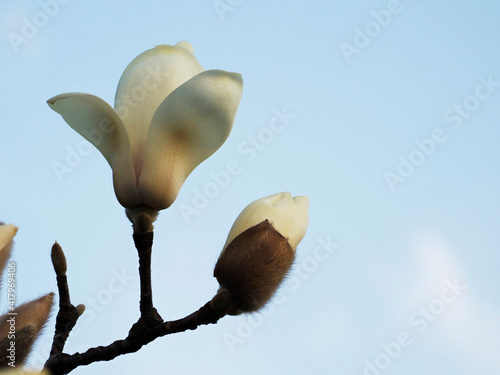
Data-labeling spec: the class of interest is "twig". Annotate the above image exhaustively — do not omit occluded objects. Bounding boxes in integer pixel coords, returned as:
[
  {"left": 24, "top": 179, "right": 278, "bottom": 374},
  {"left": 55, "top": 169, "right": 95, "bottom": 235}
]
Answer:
[
  {"left": 44, "top": 214, "right": 225, "bottom": 375},
  {"left": 44, "top": 302, "right": 224, "bottom": 374},
  {"left": 48, "top": 243, "right": 83, "bottom": 357}
]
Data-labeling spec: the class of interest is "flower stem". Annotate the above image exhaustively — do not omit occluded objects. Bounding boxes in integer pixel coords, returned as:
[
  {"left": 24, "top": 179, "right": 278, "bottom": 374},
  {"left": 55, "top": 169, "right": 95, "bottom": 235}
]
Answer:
[
  {"left": 133, "top": 213, "right": 163, "bottom": 326},
  {"left": 134, "top": 230, "right": 156, "bottom": 316}
]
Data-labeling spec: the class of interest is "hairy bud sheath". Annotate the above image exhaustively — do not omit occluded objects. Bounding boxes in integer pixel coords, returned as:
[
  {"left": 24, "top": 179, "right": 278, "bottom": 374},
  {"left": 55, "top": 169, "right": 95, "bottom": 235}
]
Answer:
[
  {"left": 212, "top": 192, "right": 309, "bottom": 316},
  {"left": 0, "top": 293, "right": 54, "bottom": 366},
  {"left": 213, "top": 220, "right": 295, "bottom": 315}
]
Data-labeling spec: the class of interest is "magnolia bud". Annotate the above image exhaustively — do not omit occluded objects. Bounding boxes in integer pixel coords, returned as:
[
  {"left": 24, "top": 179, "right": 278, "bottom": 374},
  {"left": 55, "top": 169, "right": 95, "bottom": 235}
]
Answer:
[
  {"left": 76, "top": 304, "right": 86, "bottom": 316},
  {"left": 51, "top": 241, "right": 67, "bottom": 276},
  {"left": 0, "top": 325, "right": 36, "bottom": 366},
  {"left": 0, "top": 293, "right": 54, "bottom": 365},
  {"left": 212, "top": 192, "right": 309, "bottom": 315},
  {"left": 213, "top": 220, "right": 295, "bottom": 315}
]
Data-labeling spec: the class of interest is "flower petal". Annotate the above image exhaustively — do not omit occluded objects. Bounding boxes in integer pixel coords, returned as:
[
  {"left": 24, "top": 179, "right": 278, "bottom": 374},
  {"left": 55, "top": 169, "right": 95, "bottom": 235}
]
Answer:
[
  {"left": 114, "top": 42, "right": 204, "bottom": 173},
  {"left": 223, "top": 192, "right": 310, "bottom": 251},
  {"left": 137, "top": 70, "right": 243, "bottom": 209},
  {"left": 47, "top": 93, "right": 140, "bottom": 208}
]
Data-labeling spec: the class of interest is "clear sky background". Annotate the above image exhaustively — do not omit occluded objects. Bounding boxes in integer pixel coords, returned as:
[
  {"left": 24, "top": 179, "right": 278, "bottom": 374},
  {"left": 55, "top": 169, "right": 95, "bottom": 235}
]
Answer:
[{"left": 1, "top": 1, "right": 500, "bottom": 374}]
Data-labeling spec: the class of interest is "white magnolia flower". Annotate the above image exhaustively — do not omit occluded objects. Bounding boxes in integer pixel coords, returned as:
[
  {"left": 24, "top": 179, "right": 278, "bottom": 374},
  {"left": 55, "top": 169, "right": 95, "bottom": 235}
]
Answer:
[
  {"left": 47, "top": 42, "right": 243, "bottom": 220},
  {"left": 223, "top": 192, "right": 309, "bottom": 251}
]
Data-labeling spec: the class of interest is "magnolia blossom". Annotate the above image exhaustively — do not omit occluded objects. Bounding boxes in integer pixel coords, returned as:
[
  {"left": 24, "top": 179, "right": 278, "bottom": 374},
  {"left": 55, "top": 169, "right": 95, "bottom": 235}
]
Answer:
[
  {"left": 212, "top": 192, "right": 309, "bottom": 315},
  {"left": 47, "top": 42, "right": 243, "bottom": 220}
]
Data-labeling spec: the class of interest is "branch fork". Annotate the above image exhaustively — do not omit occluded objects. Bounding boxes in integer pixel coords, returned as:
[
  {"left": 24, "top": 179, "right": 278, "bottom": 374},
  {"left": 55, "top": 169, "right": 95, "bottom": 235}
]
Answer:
[{"left": 44, "top": 214, "right": 225, "bottom": 375}]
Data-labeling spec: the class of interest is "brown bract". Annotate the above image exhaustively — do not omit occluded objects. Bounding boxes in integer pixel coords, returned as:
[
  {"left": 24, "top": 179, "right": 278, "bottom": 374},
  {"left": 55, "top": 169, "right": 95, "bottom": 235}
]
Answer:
[
  {"left": 0, "top": 293, "right": 54, "bottom": 366},
  {"left": 213, "top": 220, "right": 295, "bottom": 315}
]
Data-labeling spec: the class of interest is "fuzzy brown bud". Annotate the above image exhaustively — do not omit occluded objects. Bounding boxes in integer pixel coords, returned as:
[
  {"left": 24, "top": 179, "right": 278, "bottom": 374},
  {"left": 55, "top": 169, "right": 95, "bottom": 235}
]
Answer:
[
  {"left": 213, "top": 220, "right": 295, "bottom": 315},
  {"left": 0, "top": 325, "right": 36, "bottom": 366},
  {"left": 0, "top": 293, "right": 54, "bottom": 366},
  {"left": 76, "top": 304, "right": 86, "bottom": 316}
]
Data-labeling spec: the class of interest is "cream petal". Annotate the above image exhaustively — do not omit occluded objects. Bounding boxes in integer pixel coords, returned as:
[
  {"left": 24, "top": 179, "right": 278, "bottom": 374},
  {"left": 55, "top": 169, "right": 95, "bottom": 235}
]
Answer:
[
  {"left": 137, "top": 70, "right": 243, "bottom": 209},
  {"left": 47, "top": 93, "right": 140, "bottom": 208},
  {"left": 223, "top": 192, "right": 310, "bottom": 250},
  {"left": 114, "top": 43, "right": 204, "bottom": 174}
]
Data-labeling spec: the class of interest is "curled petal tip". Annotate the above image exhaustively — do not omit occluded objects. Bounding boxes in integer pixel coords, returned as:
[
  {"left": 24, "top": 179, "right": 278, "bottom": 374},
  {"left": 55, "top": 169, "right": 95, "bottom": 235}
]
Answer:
[
  {"left": 293, "top": 195, "right": 309, "bottom": 208},
  {"left": 46, "top": 96, "right": 58, "bottom": 106},
  {"left": 175, "top": 41, "right": 194, "bottom": 53}
]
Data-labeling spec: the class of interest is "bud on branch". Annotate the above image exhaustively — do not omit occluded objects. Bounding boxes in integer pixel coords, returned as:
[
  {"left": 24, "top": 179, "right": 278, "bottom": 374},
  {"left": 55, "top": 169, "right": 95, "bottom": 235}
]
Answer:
[{"left": 212, "top": 192, "right": 309, "bottom": 315}]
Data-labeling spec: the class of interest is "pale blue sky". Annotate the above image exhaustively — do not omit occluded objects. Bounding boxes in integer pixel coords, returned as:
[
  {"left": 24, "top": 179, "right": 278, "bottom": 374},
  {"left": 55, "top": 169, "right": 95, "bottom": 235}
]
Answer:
[{"left": 2, "top": 1, "right": 500, "bottom": 374}]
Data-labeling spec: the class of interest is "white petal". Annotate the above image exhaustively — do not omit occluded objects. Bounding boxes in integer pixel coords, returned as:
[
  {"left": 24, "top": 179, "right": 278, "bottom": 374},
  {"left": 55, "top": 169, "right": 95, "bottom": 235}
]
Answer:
[
  {"left": 138, "top": 70, "right": 243, "bottom": 209},
  {"left": 114, "top": 43, "right": 204, "bottom": 174},
  {"left": 47, "top": 93, "right": 140, "bottom": 208},
  {"left": 223, "top": 193, "right": 310, "bottom": 250}
]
